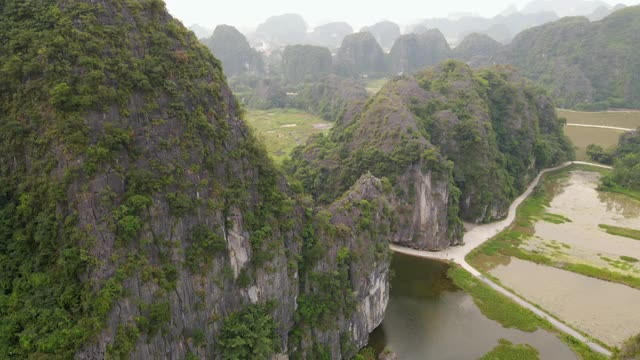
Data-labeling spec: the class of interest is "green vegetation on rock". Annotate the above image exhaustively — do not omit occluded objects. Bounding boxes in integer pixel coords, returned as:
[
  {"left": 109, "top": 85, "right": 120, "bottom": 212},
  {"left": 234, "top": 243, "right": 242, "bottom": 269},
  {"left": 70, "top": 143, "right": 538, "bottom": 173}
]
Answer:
[
  {"left": 286, "top": 61, "right": 572, "bottom": 250},
  {"left": 297, "top": 75, "right": 369, "bottom": 123},
  {"left": 281, "top": 45, "right": 333, "bottom": 84},
  {"left": 217, "top": 304, "right": 280, "bottom": 360},
  {"left": 288, "top": 174, "right": 393, "bottom": 359},
  {"left": 335, "top": 31, "right": 387, "bottom": 77},
  {"left": 498, "top": 7, "right": 640, "bottom": 109},
  {"left": 202, "top": 24, "right": 264, "bottom": 76},
  {"left": 453, "top": 33, "right": 503, "bottom": 68},
  {"left": 0, "top": 1, "right": 392, "bottom": 359},
  {"left": 600, "top": 129, "right": 640, "bottom": 194},
  {"left": 1, "top": 0, "right": 248, "bottom": 356},
  {"left": 388, "top": 30, "right": 451, "bottom": 74}
]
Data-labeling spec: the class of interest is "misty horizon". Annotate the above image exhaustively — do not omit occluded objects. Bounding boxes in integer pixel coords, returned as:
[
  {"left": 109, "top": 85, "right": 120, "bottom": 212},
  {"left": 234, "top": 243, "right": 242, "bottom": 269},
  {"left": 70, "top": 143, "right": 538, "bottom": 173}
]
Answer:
[{"left": 164, "top": 0, "right": 638, "bottom": 32}]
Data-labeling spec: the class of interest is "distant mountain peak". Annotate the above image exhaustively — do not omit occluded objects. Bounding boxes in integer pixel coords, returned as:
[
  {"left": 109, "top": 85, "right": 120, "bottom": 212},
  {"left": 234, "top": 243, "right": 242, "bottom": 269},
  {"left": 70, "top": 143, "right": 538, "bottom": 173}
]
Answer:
[
  {"left": 499, "top": 4, "right": 519, "bottom": 17},
  {"left": 521, "top": 0, "right": 610, "bottom": 17}
]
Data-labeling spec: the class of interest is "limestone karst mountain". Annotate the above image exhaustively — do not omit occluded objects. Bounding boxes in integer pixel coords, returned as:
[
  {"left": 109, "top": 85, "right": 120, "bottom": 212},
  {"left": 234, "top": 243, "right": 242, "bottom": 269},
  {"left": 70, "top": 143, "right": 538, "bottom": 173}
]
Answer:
[
  {"left": 202, "top": 24, "right": 264, "bottom": 76},
  {"left": 286, "top": 61, "right": 573, "bottom": 249},
  {"left": 0, "top": 1, "right": 392, "bottom": 358}
]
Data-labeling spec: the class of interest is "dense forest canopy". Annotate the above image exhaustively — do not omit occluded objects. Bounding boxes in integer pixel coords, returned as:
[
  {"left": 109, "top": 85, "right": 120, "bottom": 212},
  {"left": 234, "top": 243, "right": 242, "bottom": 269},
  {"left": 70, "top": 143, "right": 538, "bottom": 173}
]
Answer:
[
  {"left": 601, "top": 129, "right": 640, "bottom": 192},
  {"left": 499, "top": 6, "right": 640, "bottom": 109}
]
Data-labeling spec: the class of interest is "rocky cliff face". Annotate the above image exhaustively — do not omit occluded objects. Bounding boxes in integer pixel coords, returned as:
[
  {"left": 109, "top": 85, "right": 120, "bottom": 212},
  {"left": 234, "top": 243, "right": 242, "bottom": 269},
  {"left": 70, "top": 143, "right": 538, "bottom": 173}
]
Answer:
[
  {"left": 293, "top": 174, "right": 392, "bottom": 359},
  {"left": 335, "top": 32, "right": 387, "bottom": 77},
  {"left": 410, "top": 62, "right": 573, "bottom": 222},
  {"left": 202, "top": 24, "right": 264, "bottom": 77},
  {"left": 309, "top": 22, "right": 354, "bottom": 49},
  {"left": 281, "top": 45, "right": 333, "bottom": 84},
  {"left": 453, "top": 33, "right": 502, "bottom": 68},
  {"left": 286, "top": 61, "right": 572, "bottom": 249},
  {"left": 363, "top": 21, "right": 401, "bottom": 50},
  {"left": 254, "top": 13, "right": 308, "bottom": 46},
  {"left": 389, "top": 30, "right": 452, "bottom": 74},
  {"left": 0, "top": 1, "right": 389, "bottom": 358},
  {"left": 298, "top": 75, "right": 369, "bottom": 124}
]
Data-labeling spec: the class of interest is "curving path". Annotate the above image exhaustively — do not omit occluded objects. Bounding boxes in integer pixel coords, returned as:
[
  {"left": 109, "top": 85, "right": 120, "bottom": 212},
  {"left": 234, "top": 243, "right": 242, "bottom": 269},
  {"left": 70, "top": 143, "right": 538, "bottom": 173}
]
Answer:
[
  {"left": 566, "top": 123, "right": 634, "bottom": 132},
  {"left": 391, "top": 161, "right": 614, "bottom": 357}
]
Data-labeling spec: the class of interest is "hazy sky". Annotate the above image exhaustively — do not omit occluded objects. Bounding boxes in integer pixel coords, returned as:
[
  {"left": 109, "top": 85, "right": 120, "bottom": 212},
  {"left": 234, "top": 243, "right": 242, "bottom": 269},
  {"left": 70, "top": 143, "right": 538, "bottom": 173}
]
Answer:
[{"left": 163, "top": 0, "right": 633, "bottom": 31}]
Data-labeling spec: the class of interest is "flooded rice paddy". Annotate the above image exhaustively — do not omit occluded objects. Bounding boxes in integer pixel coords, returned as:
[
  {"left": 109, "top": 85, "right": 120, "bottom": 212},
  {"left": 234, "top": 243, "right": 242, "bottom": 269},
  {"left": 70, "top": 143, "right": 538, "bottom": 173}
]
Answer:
[
  {"left": 564, "top": 126, "right": 627, "bottom": 160},
  {"left": 369, "top": 254, "right": 577, "bottom": 359},
  {"left": 492, "top": 169, "right": 640, "bottom": 346},
  {"left": 491, "top": 258, "right": 640, "bottom": 346},
  {"left": 560, "top": 109, "right": 640, "bottom": 161},
  {"left": 524, "top": 170, "right": 640, "bottom": 277},
  {"left": 557, "top": 109, "right": 640, "bottom": 129}
]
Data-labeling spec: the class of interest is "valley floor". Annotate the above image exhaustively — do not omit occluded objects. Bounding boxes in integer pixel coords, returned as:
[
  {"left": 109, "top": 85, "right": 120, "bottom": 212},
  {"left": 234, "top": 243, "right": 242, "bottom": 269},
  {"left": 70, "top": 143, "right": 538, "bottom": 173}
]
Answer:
[
  {"left": 558, "top": 109, "right": 640, "bottom": 161},
  {"left": 243, "top": 108, "right": 332, "bottom": 163},
  {"left": 391, "top": 162, "right": 626, "bottom": 357}
]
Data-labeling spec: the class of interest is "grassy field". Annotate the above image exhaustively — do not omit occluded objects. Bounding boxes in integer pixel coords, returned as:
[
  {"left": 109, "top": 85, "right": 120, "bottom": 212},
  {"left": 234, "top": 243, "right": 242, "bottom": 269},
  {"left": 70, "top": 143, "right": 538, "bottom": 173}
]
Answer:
[
  {"left": 363, "top": 77, "right": 389, "bottom": 95},
  {"left": 564, "top": 126, "right": 626, "bottom": 161},
  {"left": 558, "top": 109, "right": 640, "bottom": 161},
  {"left": 558, "top": 109, "right": 640, "bottom": 129},
  {"left": 244, "top": 108, "right": 332, "bottom": 163},
  {"left": 479, "top": 339, "right": 539, "bottom": 360}
]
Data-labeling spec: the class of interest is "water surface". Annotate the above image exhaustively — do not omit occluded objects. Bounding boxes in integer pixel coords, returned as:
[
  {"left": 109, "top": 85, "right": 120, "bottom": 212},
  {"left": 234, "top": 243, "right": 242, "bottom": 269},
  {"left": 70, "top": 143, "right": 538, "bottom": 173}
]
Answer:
[
  {"left": 370, "top": 254, "right": 577, "bottom": 359},
  {"left": 527, "top": 170, "right": 640, "bottom": 275},
  {"left": 491, "top": 257, "right": 640, "bottom": 346}
]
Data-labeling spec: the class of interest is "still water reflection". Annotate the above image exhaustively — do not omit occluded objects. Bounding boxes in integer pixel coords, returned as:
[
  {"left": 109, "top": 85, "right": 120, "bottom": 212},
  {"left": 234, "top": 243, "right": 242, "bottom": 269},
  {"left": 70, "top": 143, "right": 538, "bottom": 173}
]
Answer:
[{"left": 369, "top": 254, "right": 576, "bottom": 360}]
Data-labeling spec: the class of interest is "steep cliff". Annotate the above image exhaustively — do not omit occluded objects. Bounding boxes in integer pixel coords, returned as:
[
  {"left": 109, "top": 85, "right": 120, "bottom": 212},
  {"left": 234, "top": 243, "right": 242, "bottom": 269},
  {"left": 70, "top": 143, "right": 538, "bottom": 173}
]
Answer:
[
  {"left": 297, "top": 75, "right": 369, "bottom": 123},
  {"left": 0, "top": 1, "right": 389, "bottom": 358},
  {"left": 286, "top": 61, "right": 573, "bottom": 249},
  {"left": 453, "top": 33, "right": 502, "bottom": 68},
  {"left": 281, "top": 45, "right": 333, "bottom": 84},
  {"left": 309, "top": 22, "right": 354, "bottom": 49},
  {"left": 290, "top": 174, "right": 391, "bottom": 359},
  {"left": 413, "top": 11, "right": 558, "bottom": 44},
  {"left": 388, "top": 30, "right": 452, "bottom": 74},
  {"left": 363, "top": 21, "right": 401, "bottom": 50},
  {"left": 335, "top": 32, "right": 387, "bottom": 77},
  {"left": 411, "top": 61, "right": 573, "bottom": 222},
  {"left": 285, "top": 73, "right": 465, "bottom": 250},
  {"left": 254, "top": 13, "right": 308, "bottom": 46},
  {"left": 202, "top": 24, "right": 264, "bottom": 77}
]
